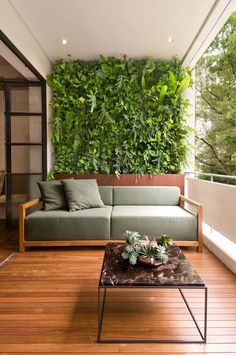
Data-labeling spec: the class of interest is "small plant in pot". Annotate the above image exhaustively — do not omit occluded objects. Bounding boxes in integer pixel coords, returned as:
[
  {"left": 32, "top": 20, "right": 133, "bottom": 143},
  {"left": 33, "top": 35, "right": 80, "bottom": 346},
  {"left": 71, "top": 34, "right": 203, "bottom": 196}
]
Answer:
[
  {"left": 121, "top": 230, "right": 171, "bottom": 267},
  {"left": 139, "top": 243, "right": 168, "bottom": 267}
]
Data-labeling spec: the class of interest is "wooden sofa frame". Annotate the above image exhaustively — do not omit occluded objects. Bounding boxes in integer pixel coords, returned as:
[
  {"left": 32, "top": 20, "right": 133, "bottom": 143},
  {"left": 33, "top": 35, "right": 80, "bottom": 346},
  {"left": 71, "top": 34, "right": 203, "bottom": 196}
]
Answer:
[{"left": 19, "top": 195, "right": 203, "bottom": 252}]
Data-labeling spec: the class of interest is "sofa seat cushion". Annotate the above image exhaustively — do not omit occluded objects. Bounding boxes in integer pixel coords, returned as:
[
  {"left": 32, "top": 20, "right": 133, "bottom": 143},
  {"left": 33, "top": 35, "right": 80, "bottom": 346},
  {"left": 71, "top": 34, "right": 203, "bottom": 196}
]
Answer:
[
  {"left": 25, "top": 206, "right": 112, "bottom": 241},
  {"left": 111, "top": 206, "right": 197, "bottom": 241}
]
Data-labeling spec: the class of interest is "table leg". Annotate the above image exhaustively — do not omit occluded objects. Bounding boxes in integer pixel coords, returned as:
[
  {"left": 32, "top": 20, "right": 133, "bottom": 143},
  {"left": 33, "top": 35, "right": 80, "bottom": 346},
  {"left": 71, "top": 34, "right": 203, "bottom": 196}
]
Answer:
[
  {"left": 179, "top": 287, "right": 207, "bottom": 342},
  {"left": 204, "top": 287, "right": 208, "bottom": 342},
  {"left": 97, "top": 286, "right": 207, "bottom": 343},
  {"left": 97, "top": 287, "right": 107, "bottom": 342}
]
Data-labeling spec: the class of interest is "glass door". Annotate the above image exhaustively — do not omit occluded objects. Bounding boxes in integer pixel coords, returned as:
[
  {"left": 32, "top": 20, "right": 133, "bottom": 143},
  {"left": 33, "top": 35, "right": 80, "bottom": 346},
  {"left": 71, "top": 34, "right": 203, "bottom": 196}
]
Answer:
[{"left": 5, "top": 82, "right": 46, "bottom": 227}]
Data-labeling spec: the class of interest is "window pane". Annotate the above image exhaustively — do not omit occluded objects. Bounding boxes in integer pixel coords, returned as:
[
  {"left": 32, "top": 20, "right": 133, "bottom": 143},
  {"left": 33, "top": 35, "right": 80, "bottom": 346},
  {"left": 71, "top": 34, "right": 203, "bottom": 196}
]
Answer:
[
  {"left": 10, "top": 86, "right": 41, "bottom": 113},
  {"left": 11, "top": 146, "right": 42, "bottom": 173},
  {"left": 11, "top": 116, "right": 42, "bottom": 143},
  {"left": 10, "top": 174, "right": 42, "bottom": 199}
]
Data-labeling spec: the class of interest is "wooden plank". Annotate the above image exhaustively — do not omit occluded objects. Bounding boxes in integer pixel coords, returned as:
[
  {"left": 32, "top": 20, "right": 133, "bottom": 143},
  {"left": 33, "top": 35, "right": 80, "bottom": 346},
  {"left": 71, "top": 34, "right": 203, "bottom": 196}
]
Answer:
[
  {"left": 0, "top": 226, "right": 236, "bottom": 354},
  {"left": 0, "top": 343, "right": 236, "bottom": 353}
]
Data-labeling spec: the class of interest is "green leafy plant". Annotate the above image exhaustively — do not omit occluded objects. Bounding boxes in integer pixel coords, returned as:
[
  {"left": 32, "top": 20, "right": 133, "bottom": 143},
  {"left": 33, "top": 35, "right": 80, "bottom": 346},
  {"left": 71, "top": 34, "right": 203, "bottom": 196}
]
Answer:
[
  {"left": 196, "top": 12, "right": 236, "bottom": 178},
  {"left": 47, "top": 56, "right": 191, "bottom": 175},
  {"left": 121, "top": 243, "right": 142, "bottom": 265},
  {"left": 124, "top": 230, "right": 148, "bottom": 245},
  {"left": 159, "top": 234, "right": 172, "bottom": 249},
  {"left": 121, "top": 230, "right": 170, "bottom": 266}
]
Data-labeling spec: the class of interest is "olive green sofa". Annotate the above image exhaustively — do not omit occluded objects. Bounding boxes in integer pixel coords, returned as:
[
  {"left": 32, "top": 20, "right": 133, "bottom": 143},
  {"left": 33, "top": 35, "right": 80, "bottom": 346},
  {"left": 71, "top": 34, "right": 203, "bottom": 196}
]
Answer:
[{"left": 19, "top": 186, "right": 202, "bottom": 252}]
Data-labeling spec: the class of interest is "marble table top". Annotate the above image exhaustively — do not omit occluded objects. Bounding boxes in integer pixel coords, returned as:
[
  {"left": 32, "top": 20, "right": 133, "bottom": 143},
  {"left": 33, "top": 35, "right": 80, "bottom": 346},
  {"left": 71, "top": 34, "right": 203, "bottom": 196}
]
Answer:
[{"left": 100, "top": 243, "right": 205, "bottom": 287}]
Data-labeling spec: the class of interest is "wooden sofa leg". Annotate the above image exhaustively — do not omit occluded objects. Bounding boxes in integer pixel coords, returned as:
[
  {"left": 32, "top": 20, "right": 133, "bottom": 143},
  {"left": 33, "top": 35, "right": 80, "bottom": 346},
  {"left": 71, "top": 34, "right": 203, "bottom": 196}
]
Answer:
[
  {"left": 197, "top": 242, "right": 203, "bottom": 253},
  {"left": 19, "top": 242, "right": 25, "bottom": 253}
]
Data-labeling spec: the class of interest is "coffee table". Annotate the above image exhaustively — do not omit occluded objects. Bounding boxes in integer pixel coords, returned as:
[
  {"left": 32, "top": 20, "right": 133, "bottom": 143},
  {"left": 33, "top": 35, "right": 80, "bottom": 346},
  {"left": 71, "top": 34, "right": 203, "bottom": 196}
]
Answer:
[{"left": 98, "top": 242, "right": 207, "bottom": 343}]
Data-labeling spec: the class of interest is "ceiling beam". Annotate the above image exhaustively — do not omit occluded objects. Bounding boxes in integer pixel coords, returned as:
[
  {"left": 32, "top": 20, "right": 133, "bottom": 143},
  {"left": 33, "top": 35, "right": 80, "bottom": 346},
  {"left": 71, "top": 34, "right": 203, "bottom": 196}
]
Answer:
[{"left": 182, "top": 0, "right": 236, "bottom": 67}]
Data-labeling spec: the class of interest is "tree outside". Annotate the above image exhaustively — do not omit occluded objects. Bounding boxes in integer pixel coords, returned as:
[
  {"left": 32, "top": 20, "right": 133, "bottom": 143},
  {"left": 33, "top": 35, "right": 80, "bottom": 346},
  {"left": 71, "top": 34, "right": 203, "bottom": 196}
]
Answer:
[{"left": 195, "top": 11, "right": 236, "bottom": 182}]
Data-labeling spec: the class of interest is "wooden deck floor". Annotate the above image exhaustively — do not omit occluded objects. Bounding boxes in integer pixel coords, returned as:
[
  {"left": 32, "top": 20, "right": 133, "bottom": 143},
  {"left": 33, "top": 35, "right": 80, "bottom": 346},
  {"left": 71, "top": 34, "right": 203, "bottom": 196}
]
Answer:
[{"left": 0, "top": 225, "right": 236, "bottom": 354}]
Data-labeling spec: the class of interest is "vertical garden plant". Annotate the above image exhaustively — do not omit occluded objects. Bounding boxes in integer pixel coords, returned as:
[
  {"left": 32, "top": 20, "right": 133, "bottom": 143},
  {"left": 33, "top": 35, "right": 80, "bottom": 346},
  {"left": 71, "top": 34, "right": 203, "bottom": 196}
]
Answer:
[{"left": 47, "top": 56, "right": 191, "bottom": 175}]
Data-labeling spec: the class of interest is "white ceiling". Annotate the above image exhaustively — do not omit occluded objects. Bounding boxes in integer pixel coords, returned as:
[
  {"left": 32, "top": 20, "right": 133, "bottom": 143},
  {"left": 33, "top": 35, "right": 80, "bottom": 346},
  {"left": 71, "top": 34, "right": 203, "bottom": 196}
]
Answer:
[{"left": 7, "top": 0, "right": 236, "bottom": 65}]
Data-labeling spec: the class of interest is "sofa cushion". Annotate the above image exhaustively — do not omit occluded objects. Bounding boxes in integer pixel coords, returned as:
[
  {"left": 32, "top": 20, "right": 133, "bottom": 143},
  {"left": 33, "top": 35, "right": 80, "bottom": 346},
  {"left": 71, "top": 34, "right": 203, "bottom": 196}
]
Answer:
[
  {"left": 113, "top": 186, "right": 180, "bottom": 206},
  {"left": 25, "top": 206, "right": 112, "bottom": 241},
  {"left": 62, "top": 179, "right": 104, "bottom": 211},
  {"left": 37, "top": 180, "right": 67, "bottom": 211},
  {"left": 98, "top": 186, "right": 113, "bottom": 206},
  {"left": 111, "top": 205, "right": 197, "bottom": 241}
]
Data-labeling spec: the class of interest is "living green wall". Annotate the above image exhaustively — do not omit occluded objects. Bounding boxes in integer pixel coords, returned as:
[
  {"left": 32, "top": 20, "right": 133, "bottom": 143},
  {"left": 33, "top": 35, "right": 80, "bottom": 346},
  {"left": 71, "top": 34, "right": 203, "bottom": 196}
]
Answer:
[{"left": 47, "top": 57, "right": 191, "bottom": 175}]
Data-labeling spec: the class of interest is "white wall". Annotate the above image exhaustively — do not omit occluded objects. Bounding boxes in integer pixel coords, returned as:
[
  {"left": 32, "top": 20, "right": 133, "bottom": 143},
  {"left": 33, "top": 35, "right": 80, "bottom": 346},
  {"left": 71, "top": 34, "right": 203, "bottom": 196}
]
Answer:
[
  {"left": 186, "top": 176, "right": 236, "bottom": 275},
  {"left": 186, "top": 177, "right": 236, "bottom": 244}
]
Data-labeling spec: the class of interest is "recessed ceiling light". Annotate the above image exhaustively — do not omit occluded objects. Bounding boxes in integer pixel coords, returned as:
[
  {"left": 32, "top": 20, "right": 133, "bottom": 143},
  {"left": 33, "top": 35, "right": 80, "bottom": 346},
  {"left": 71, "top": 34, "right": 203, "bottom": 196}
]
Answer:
[
  {"left": 62, "top": 39, "right": 67, "bottom": 45},
  {"left": 167, "top": 37, "right": 173, "bottom": 43}
]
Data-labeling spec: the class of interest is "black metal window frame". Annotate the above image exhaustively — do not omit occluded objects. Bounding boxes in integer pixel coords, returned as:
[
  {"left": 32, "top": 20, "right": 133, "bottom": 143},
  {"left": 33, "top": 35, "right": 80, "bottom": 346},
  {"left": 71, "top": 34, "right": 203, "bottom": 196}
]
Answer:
[
  {"left": 4, "top": 81, "right": 47, "bottom": 178},
  {"left": 0, "top": 30, "right": 47, "bottom": 226},
  {"left": 0, "top": 30, "right": 47, "bottom": 180}
]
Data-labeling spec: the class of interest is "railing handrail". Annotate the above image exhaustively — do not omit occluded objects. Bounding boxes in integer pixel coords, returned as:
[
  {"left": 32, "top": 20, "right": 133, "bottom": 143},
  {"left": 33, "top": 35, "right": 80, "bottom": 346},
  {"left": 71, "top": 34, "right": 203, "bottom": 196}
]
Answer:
[{"left": 185, "top": 171, "right": 236, "bottom": 180}]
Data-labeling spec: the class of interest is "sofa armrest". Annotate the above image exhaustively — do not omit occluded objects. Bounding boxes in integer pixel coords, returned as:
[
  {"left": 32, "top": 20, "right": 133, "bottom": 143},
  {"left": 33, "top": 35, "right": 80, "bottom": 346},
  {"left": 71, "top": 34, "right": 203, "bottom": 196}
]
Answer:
[
  {"left": 19, "top": 198, "right": 41, "bottom": 252},
  {"left": 180, "top": 195, "right": 202, "bottom": 209},
  {"left": 180, "top": 195, "right": 203, "bottom": 252}
]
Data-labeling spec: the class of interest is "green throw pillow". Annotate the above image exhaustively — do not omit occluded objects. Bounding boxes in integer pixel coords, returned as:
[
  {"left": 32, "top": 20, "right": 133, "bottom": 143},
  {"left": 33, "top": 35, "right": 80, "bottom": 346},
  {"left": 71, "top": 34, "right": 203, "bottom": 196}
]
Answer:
[
  {"left": 62, "top": 179, "right": 104, "bottom": 211},
  {"left": 37, "top": 180, "right": 67, "bottom": 211}
]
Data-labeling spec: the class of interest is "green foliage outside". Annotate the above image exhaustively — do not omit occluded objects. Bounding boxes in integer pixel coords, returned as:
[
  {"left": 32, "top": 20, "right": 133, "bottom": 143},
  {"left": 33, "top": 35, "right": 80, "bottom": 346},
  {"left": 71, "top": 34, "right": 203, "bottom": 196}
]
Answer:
[
  {"left": 196, "top": 12, "right": 236, "bottom": 179},
  {"left": 47, "top": 56, "right": 191, "bottom": 175}
]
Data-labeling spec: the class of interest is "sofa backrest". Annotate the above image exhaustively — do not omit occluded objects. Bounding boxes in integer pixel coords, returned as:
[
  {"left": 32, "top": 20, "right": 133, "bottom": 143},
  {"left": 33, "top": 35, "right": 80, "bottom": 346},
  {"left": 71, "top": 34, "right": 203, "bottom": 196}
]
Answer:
[
  {"left": 98, "top": 186, "right": 113, "bottom": 205},
  {"left": 113, "top": 186, "right": 180, "bottom": 206}
]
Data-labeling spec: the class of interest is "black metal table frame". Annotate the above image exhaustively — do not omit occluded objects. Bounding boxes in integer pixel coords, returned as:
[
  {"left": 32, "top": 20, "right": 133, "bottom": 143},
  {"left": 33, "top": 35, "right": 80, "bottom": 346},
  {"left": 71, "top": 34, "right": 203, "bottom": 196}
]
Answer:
[{"left": 97, "top": 284, "right": 207, "bottom": 344}]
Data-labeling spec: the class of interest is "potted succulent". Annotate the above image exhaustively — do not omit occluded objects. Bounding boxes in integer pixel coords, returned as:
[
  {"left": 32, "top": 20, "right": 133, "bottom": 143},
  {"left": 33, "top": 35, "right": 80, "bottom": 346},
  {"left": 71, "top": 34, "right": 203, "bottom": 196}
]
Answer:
[{"left": 121, "top": 230, "right": 171, "bottom": 267}]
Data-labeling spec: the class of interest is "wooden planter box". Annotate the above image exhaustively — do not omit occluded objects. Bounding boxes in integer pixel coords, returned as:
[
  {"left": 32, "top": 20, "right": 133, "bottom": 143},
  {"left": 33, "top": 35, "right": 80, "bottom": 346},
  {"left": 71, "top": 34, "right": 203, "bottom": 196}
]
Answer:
[{"left": 54, "top": 174, "right": 184, "bottom": 194}]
